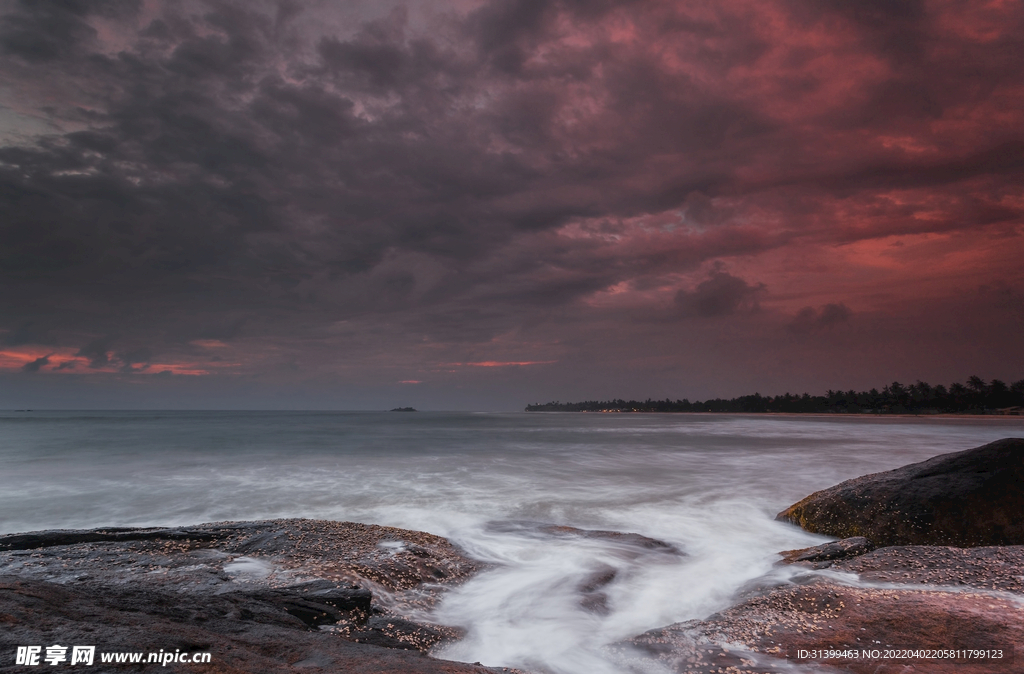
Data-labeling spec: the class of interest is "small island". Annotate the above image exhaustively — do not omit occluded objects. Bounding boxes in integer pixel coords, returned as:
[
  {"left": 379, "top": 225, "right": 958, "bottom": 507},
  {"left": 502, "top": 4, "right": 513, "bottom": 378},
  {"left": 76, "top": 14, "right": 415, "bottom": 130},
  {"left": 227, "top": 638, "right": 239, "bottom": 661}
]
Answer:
[{"left": 390, "top": 407, "right": 417, "bottom": 412}]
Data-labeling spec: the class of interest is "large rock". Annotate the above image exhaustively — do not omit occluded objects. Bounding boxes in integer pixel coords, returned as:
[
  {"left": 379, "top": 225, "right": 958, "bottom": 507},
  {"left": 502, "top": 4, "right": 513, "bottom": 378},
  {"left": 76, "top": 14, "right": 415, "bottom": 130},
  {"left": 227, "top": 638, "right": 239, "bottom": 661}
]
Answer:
[
  {"left": 0, "top": 519, "right": 481, "bottom": 593},
  {"left": 0, "top": 519, "right": 521, "bottom": 674},
  {"left": 776, "top": 438, "right": 1024, "bottom": 547},
  {"left": 0, "top": 576, "right": 515, "bottom": 674}
]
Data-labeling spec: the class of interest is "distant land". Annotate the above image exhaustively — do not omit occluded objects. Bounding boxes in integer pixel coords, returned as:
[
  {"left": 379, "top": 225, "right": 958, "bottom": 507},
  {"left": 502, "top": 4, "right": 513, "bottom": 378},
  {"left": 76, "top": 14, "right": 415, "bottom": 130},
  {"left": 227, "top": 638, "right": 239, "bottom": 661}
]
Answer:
[
  {"left": 526, "top": 376, "right": 1024, "bottom": 415},
  {"left": 390, "top": 407, "right": 417, "bottom": 412}
]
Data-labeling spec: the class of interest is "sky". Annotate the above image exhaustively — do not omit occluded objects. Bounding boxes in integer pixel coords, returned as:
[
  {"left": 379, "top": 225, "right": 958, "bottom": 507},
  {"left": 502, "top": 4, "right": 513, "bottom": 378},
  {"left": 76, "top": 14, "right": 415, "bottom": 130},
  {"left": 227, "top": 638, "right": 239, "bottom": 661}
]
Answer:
[{"left": 1, "top": 0, "right": 1022, "bottom": 410}]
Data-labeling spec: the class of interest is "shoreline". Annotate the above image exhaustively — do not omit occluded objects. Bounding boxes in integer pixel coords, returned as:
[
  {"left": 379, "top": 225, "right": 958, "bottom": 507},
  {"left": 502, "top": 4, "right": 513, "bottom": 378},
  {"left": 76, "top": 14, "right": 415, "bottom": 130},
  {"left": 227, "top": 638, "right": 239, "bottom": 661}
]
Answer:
[
  {"left": 4, "top": 437, "right": 1023, "bottom": 673},
  {"left": 4, "top": 518, "right": 1023, "bottom": 673},
  {"left": 526, "top": 410, "right": 1024, "bottom": 420},
  {"left": 627, "top": 542, "right": 1024, "bottom": 673}
]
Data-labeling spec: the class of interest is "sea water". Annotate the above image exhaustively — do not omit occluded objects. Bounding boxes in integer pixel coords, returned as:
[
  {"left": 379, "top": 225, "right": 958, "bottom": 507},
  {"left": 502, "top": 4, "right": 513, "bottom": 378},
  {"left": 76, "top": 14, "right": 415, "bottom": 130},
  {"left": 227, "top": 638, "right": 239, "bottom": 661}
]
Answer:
[{"left": 2, "top": 411, "right": 1022, "bottom": 673}]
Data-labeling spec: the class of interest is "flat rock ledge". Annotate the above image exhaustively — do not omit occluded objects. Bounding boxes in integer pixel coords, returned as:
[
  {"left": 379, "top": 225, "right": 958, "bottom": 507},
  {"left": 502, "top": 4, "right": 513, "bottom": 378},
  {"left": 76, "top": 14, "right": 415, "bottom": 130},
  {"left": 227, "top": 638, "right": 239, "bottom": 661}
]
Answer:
[
  {"left": 778, "top": 536, "right": 874, "bottom": 566},
  {"left": 0, "top": 519, "right": 523, "bottom": 674},
  {"left": 619, "top": 545, "right": 1024, "bottom": 673}
]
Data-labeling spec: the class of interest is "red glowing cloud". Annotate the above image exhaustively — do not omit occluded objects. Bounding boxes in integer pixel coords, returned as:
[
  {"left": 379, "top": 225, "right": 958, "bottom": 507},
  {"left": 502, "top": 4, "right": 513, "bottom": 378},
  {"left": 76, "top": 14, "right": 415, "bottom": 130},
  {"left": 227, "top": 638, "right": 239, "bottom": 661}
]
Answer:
[
  {"left": 0, "top": 0, "right": 1021, "bottom": 407},
  {"left": 452, "top": 361, "right": 557, "bottom": 368}
]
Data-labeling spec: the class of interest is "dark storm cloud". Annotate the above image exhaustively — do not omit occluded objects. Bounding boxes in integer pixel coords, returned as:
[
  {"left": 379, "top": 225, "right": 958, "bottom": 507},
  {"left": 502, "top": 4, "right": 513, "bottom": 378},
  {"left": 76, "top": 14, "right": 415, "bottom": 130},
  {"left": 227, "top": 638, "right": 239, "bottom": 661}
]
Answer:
[
  {"left": 788, "top": 303, "right": 852, "bottom": 334},
  {"left": 0, "top": 0, "right": 1022, "bottom": 401},
  {"left": 76, "top": 337, "right": 114, "bottom": 369},
  {"left": 977, "top": 281, "right": 1024, "bottom": 321},
  {"left": 2, "top": 0, "right": 611, "bottom": 349},
  {"left": 21, "top": 354, "right": 51, "bottom": 372},
  {"left": 675, "top": 269, "right": 765, "bottom": 318},
  {"left": 0, "top": 0, "right": 140, "bottom": 63},
  {"left": 3, "top": 322, "right": 50, "bottom": 346},
  {"left": 118, "top": 346, "right": 153, "bottom": 373}
]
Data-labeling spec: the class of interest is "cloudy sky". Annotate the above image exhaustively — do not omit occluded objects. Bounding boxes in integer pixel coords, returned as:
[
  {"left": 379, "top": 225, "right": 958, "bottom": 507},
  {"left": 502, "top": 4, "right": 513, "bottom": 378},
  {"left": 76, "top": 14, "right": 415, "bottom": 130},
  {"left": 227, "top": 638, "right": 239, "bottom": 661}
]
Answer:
[{"left": 1, "top": 0, "right": 1022, "bottom": 410}]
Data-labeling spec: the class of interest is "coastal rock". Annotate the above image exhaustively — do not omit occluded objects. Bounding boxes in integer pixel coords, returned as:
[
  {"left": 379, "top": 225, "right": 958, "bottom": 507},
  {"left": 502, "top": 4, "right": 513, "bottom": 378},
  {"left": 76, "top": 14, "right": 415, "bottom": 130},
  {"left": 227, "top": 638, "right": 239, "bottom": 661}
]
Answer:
[
  {"left": 337, "top": 616, "right": 464, "bottom": 652},
  {"left": 775, "top": 437, "right": 1024, "bottom": 546},
  {"left": 778, "top": 537, "right": 874, "bottom": 566},
  {"left": 488, "top": 520, "right": 684, "bottom": 555},
  {"left": 622, "top": 544, "right": 1024, "bottom": 673},
  {"left": 539, "top": 524, "right": 682, "bottom": 554},
  {"left": 0, "top": 519, "right": 517, "bottom": 674},
  {"left": 0, "top": 577, "right": 514, "bottom": 674},
  {"left": 625, "top": 578, "right": 1023, "bottom": 674},
  {"left": 0, "top": 519, "right": 481, "bottom": 593},
  {"left": 0, "top": 526, "right": 221, "bottom": 551},
  {"left": 832, "top": 544, "right": 1024, "bottom": 592},
  {"left": 621, "top": 442, "right": 1024, "bottom": 673},
  {"left": 577, "top": 565, "right": 618, "bottom": 614},
  {"left": 245, "top": 582, "right": 373, "bottom": 628}
]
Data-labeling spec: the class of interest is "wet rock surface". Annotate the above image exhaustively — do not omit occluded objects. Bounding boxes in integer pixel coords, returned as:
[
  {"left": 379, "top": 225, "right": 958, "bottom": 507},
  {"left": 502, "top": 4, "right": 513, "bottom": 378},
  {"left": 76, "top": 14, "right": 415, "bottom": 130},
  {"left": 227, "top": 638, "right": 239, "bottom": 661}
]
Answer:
[
  {"left": 613, "top": 633, "right": 794, "bottom": 673},
  {"left": 0, "top": 519, "right": 519, "bottom": 674},
  {"left": 577, "top": 565, "right": 619, "bottom": 614},
  {"left": 833, "top": 544, "right": 1024, "bottom": 592},
  {"left": 776, "top": 437, "right": 1024, "bottom": 546},
  {"left": 779, "top": 537, "right": 875, "bottom": 567},
  {"left": 537, "top": 524, "right": 683, "bottom": 554},
  {"left": 0, "top": 576, "right": 512, "bottom": 674},
  {"left": 0, "top": 519, "right": 482, "bottom": 606},
  {"left": 623, "top": 439, "right": 1024, "bottom": 673},
  {"left": 626, "top": 576, "right": 1023, "bottom": 674},
  {"left": 486, "top": 520, "right": 684, "bottom": 556}
]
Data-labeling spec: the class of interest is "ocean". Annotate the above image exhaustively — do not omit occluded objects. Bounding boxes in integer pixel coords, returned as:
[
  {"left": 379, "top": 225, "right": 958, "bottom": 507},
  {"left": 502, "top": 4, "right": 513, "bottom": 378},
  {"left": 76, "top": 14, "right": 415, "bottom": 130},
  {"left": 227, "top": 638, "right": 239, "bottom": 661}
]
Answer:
[{"left": 2, "top": 410, "right": 1022, "bottom": 673}]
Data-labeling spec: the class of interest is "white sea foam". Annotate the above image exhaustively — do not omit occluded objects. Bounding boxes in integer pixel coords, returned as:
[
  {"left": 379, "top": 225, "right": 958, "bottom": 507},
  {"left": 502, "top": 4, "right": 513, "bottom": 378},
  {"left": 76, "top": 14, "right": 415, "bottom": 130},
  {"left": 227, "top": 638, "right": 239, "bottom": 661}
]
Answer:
[
  {"left": 223, "top": 556, "right": 273, "bottom": 579},
  {"left": 1, "top": 410, "right": 1022, "bottom": 673}
]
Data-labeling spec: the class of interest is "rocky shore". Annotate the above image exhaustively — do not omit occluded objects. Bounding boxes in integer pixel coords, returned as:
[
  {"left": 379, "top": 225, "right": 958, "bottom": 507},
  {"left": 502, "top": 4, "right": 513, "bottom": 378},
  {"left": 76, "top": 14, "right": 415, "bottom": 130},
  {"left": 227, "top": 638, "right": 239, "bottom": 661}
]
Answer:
[
  {"left": 3, "top": 438, "right": 1023, "bottom": 673},
  {"left": 0, "top": 519, "right": 518, "bottom": 673},
  {"left": 623, "top": 437, "right": 1024, "bottom": 673}
]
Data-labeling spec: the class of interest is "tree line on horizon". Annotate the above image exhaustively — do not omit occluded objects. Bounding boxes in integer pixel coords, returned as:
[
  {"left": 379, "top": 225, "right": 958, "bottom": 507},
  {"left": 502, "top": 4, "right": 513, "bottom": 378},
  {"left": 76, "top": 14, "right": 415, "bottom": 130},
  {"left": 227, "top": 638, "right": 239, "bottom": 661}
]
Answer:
[{"left": 525, "top": 376, "right": 1024, "bottom": 414}]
